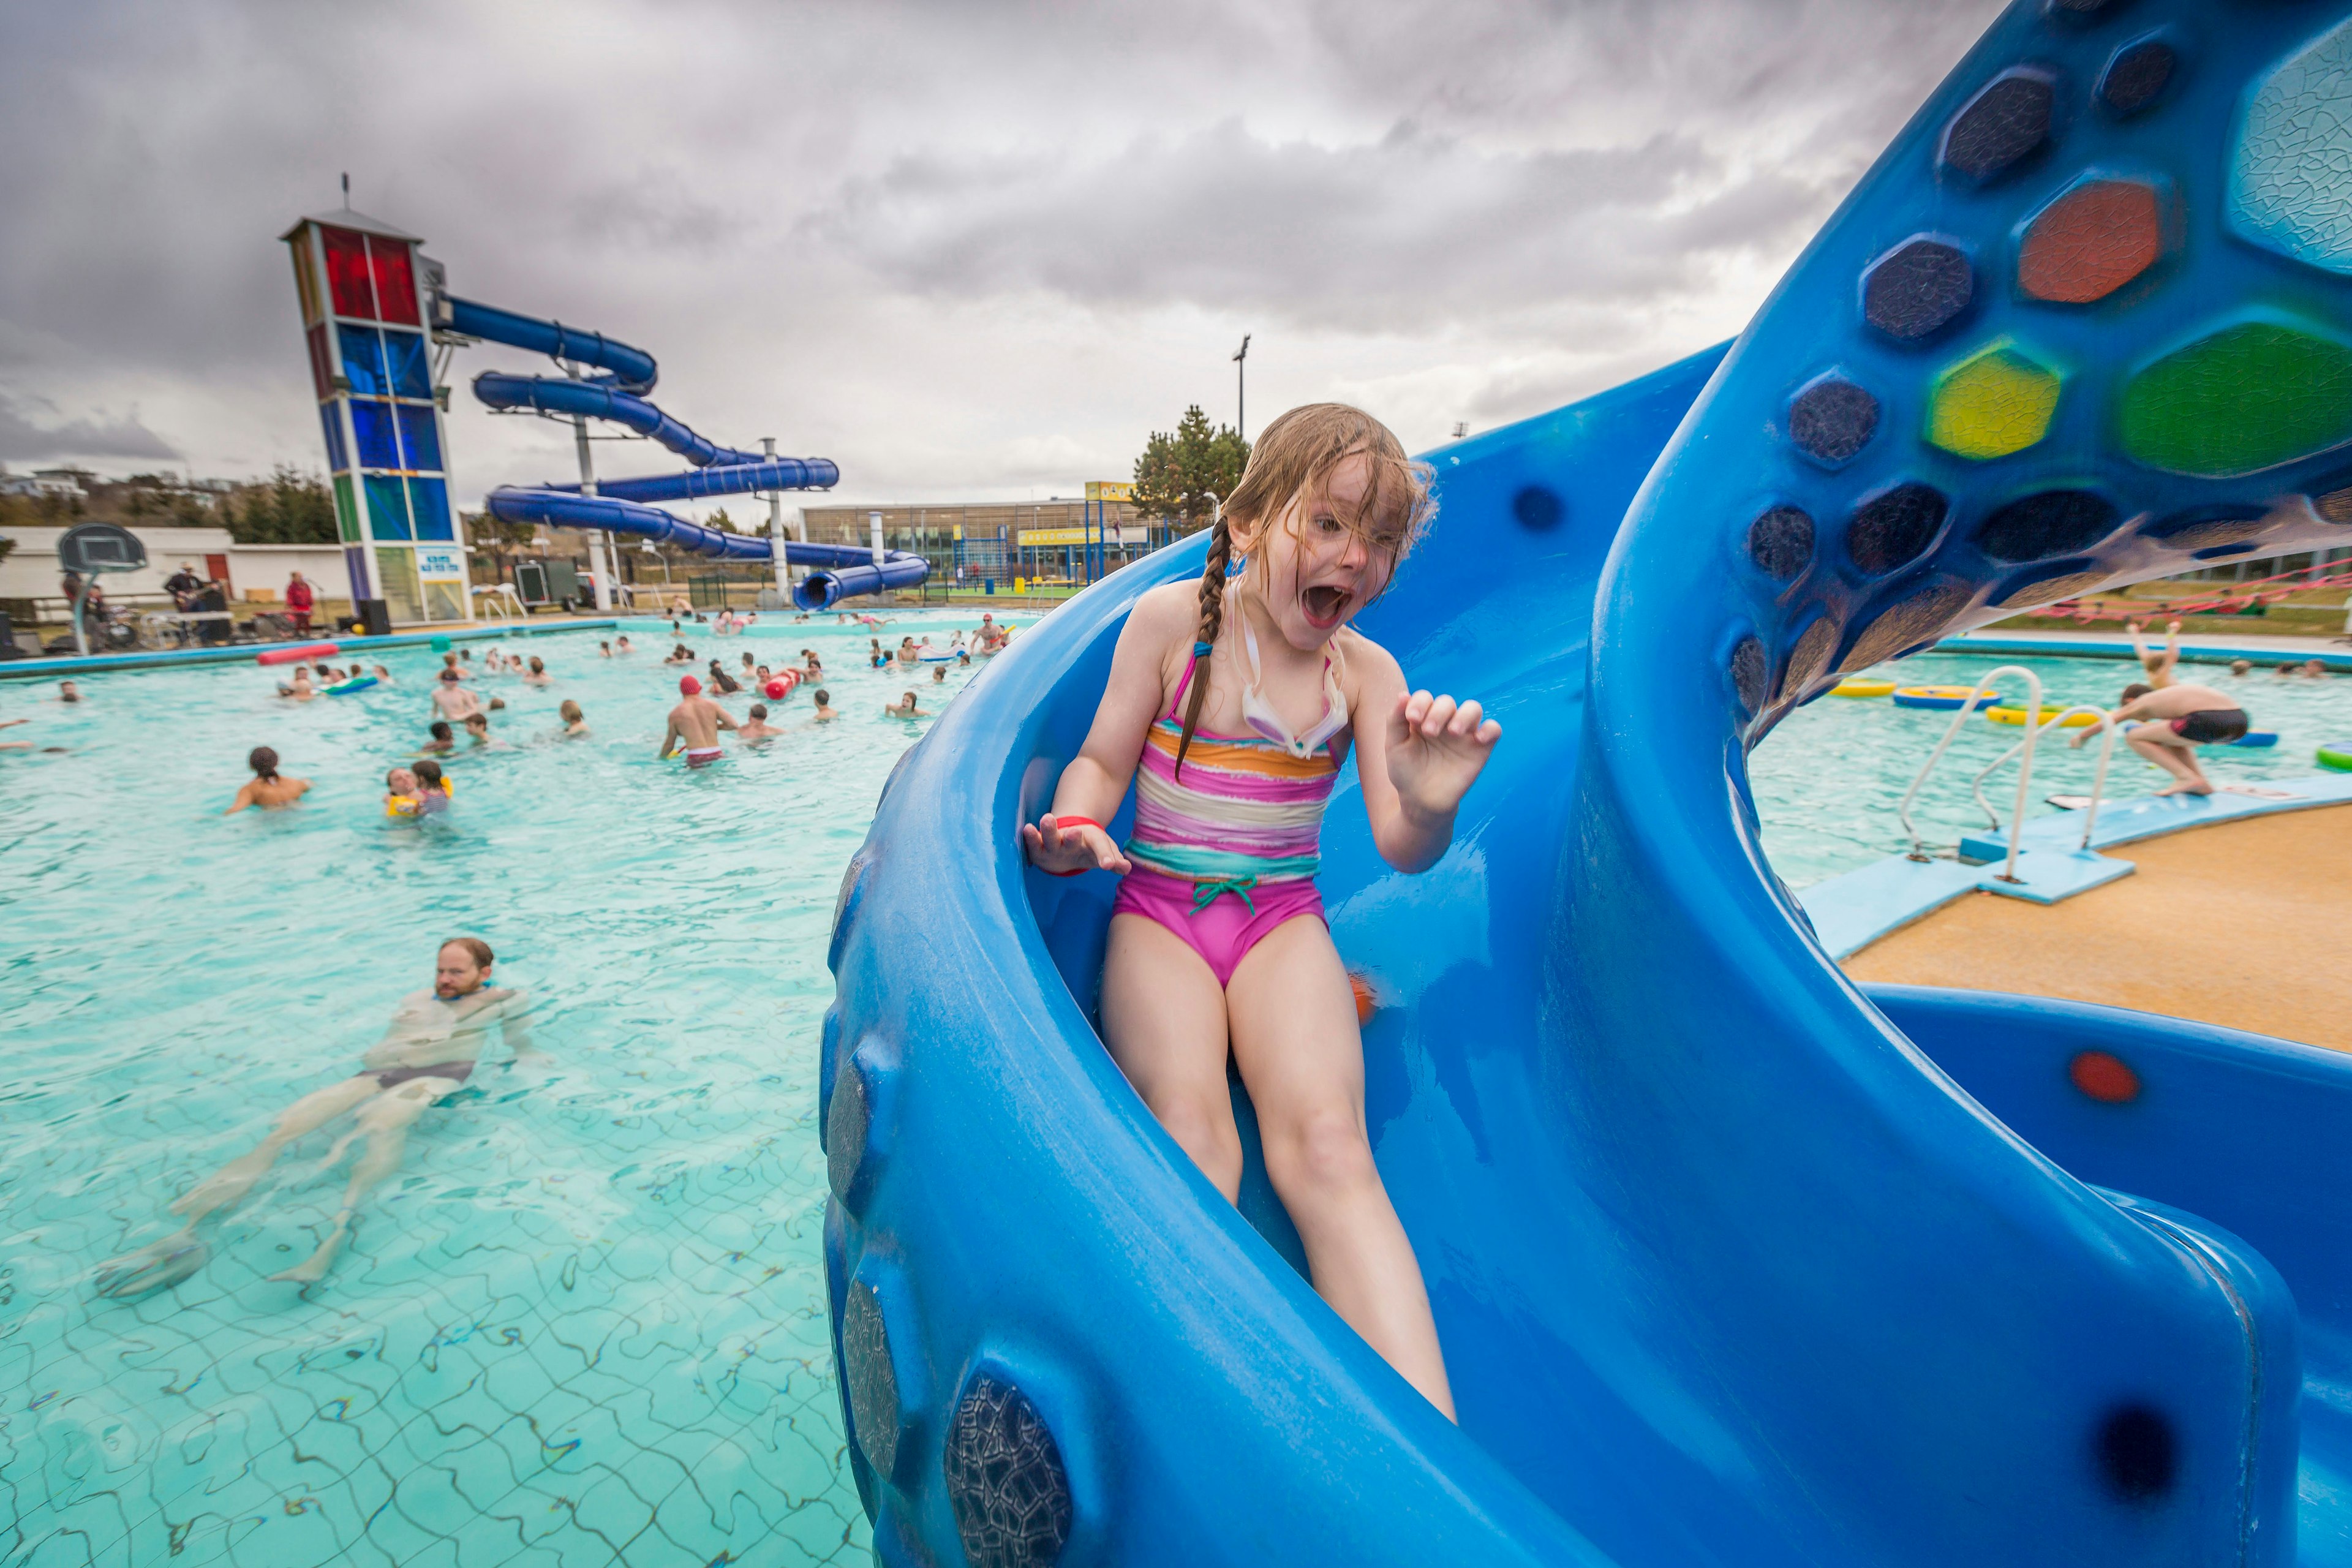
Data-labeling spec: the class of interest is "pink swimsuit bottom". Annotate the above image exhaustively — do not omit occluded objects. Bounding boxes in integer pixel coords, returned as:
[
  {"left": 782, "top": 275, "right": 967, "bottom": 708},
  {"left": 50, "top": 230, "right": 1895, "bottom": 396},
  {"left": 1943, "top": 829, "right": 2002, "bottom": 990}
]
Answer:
[{"left": 1111, "top": 867, "right": 1326, "bottom": 989}]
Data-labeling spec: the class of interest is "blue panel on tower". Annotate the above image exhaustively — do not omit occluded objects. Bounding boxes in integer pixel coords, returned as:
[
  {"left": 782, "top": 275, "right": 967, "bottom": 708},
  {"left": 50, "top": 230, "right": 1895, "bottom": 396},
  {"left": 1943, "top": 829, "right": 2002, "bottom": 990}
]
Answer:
[
  {"left": 319, "top": 405, "right": 347, "bottom": 473},
  {"left": 395, "top": 404, "right": 442, "bottom": 472},
  {"left": 364, "top": 473, "right": 412, "bottom": 540},
  {"left": 383, "top": 328, "right": 431, "bottom": 400},
  {"left": 406, "top": 477, "right": 453, "bottom": 541},
  {"left": 349, "top": 401, "right": 399, "bottom": 471},
  {"left": 336, "top": 323, "right": 387, "bottom": 397}
]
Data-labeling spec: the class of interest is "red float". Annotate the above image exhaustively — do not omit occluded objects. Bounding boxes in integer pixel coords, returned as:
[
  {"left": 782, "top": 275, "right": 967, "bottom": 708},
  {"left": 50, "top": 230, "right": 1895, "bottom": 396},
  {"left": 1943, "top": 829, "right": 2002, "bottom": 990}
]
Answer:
[{"left": 257, "top": 642, "right": 340, "bottom": 666}]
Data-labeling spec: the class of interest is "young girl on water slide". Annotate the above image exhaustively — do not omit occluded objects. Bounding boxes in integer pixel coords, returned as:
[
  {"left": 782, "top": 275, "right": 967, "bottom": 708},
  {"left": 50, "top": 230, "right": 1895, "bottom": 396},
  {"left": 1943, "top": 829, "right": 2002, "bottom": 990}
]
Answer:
[{"left": 1022, "top": 404, "right": 1499, "bottom": 1417}]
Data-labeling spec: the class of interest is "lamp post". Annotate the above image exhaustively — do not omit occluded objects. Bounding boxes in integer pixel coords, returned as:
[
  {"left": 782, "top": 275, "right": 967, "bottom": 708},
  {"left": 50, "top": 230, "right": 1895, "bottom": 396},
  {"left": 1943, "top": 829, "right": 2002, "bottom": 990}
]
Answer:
[{"left": 1232, "top": 333, "right": 1251, "bottom": 439}]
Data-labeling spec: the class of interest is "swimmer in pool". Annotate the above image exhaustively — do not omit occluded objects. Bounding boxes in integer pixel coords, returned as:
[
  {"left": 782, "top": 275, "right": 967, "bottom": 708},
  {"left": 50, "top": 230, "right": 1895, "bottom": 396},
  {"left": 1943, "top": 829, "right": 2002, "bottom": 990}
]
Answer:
[
  {"left": 2126, "top": 619, "right": 2182, "bottom": 688},
  {"left": 664, "top": 644, "right": 695, "bottom": 666},
  {"left": 383, "top": 765, "right": 425, "bottom": 817},
  {"left": 429, "top": 668, "right": 483, "bottom": 724},
  {"left": 809, "top": 688, "right": 837, "bottom": 723},
  {"left": 278, "top": 669, "right": 316, "bottom": 702},
  {"left": 224, "top": 746, "right": 311, "bottom": 813},
  {"left": 734, "top": 703, "right": 784, "bottom": 742},
  {"left": 371, "top": 664, "right": 393, "bottom": 685},
  {"left": 600, "top": 641, "right": 612, "bottom": 658},
  {"left": 59, "top": 680, "right": 81, "bottom": 704},
  {"left": 884, "top": 691, "right": 930, "bottom": 718},
  {"left": 463, "top": 712, "right": 503, "bottom": 748},
  {"left": 2074, "top": 680, "right": 2249, "bottom": 796},
  {"left": 932, "top": 664, "right": 948, "bottom": 685},
  {"left": 558, "top": 699, "right": 589, "bottom": 737},
  {"left": 441, "top": 652, "right": 470, "bottom": 681},
  {"left": 706, "top": 658, "right": 742, "bottom": 695},
  {"left": 897, "top": 638, "right": 921, "bottom": 668},
  {"left": 2230, "top": 659, "right": 2253, "bottom": 677},
  {"left": 523, "top": 657, "right": 552, "bottom": 687},
  {"left": 660, "top": 674, "right": 737, "bottom": 766},
  {"left": 1021, "top": 404, "right": 1499, "bottom": 1419},
  {"left": 413, "top": 758, "right": 452, "bottom": 811},
  {"left": 420, "top": 720, "right": 455, "bottom": 755},
  {"left": 92, "top": 937, "right": 536, "bottom": 1296},
  {"left": 2304, "top": 659, "right": 2331, "bottom": 680},
  {"left": 615, "top": 635, "right": 634, "bottom": 654}
]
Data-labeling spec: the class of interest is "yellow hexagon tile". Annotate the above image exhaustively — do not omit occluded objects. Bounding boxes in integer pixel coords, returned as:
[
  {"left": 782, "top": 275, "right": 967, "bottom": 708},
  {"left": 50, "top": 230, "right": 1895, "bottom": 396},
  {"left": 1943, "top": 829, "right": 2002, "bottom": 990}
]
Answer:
[{"left": 1926, "top": 342, "right": 2060, "bottom": 459}]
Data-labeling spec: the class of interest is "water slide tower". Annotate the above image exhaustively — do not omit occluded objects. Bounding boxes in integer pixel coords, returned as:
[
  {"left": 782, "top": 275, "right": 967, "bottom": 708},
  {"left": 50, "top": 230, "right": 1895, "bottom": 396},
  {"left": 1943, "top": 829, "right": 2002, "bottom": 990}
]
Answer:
[{"left": 281, "top": 206, "right": 471, "bottom": 627}]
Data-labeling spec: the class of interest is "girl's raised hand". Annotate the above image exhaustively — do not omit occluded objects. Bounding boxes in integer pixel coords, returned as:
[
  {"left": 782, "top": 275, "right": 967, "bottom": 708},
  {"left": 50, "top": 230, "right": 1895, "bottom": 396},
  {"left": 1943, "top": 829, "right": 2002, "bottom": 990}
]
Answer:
[
  {"left": 1020, "top": 813, "right": 1133, "bottom": 877},
  {"left": 1386, "top": 690, "right": 1501, "bottom": 820}
]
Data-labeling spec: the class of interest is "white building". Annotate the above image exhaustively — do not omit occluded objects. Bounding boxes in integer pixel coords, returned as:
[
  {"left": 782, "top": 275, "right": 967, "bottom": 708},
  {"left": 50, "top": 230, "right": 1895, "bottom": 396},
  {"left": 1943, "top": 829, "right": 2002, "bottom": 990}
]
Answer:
[{"left": 0, "top": 524, "right": 353, "bottom": 611}]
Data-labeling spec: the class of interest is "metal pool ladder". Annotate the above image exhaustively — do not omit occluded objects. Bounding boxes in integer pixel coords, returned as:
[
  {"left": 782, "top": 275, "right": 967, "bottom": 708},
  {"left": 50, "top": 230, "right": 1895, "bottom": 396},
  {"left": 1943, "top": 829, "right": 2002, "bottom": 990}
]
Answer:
[{"left": 1897, "top": 666, "right": 2127, "bottom": 882}]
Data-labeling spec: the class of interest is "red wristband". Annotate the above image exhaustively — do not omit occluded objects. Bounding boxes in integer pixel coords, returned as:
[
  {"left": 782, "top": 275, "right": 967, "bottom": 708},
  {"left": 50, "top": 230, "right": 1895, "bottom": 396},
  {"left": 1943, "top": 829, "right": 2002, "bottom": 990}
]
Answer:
[{"left": 1038, "top": 816, "right": 1105, "bottom": 876}]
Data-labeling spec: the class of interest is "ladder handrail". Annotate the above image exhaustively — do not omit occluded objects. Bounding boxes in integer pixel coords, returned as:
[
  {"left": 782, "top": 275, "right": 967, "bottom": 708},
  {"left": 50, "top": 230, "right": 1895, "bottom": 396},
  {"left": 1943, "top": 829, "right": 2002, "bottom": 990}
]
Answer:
[
  {"left": 1897, "top": 665, "right": 2043, "bottom": 869},
  {"left": 1968, "top": 706, "right": 2111, "bottom": 827},
  {"left": 2077, "top": 707, "right": 2130, "bottom": 850}
]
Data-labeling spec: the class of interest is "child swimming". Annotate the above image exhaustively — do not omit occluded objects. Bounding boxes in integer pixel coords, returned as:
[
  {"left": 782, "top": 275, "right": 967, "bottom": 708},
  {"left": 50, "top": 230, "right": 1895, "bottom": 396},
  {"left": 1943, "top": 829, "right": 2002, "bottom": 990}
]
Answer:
[
  {"left": 1020, "top": 404, "right": 1499, "bottom": 1419},
  {"left": 383, "top": 766, "right": 425, "bottom": 818},
  {"left": 557, "top": 699, "right": 589, "bottom": 737},
  {"left": 413, "top": 758, "right": 453, "bottom": 813}
]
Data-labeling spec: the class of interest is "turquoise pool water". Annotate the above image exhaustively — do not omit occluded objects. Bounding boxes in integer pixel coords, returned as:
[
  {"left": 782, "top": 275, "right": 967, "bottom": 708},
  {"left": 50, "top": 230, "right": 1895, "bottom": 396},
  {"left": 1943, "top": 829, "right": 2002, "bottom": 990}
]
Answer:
[
  {"left": 0, "top": 613, "right": 1003, "bottom": 1568},
  {"left": 7, "top": 624, "right": 2348, "bottom": 1568},
  {"left": 1752, "top": 652, "right": 2352, "bottom": 888}
]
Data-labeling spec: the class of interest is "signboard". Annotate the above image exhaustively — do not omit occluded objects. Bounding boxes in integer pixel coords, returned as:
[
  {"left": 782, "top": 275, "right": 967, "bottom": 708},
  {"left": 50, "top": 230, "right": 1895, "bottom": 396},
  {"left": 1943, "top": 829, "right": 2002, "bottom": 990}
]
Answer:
[
  {"left": 415, "top": 545, "right": 467, "bottom": 581},
  {"left": 1019, "top": 526, "right": 1148, "bottom": 548},
  {"left": 1084, "top": 481, "right": 1133, "bottom": 502}
]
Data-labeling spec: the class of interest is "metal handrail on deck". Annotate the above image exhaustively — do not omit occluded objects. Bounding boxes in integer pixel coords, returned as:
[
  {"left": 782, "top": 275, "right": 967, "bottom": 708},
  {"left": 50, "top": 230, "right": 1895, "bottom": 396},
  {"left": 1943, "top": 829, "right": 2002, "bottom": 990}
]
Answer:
[
  {"left": 1968, "top": 705, "right": 2111, "bottom": 830},
  {"left": 1896, "top": 665, "right": 2043, "bottom": 880}
]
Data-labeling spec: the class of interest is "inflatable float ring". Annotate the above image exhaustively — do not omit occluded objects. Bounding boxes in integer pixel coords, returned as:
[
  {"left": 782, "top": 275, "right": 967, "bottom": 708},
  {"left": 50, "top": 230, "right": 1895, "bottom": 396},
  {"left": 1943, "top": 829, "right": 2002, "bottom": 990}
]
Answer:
[
  {"left": 324, "top": 676, "right": 379, "bottom": 696},
  {"left": 1831, "top": 679, "right": 1894, "bottom": 698},
  {"left": 1893, "top": 685, "right": 2000, "bottom": 710},
  {"left": 2319, "top": 744, "right": 2352, "bottom": 772}
]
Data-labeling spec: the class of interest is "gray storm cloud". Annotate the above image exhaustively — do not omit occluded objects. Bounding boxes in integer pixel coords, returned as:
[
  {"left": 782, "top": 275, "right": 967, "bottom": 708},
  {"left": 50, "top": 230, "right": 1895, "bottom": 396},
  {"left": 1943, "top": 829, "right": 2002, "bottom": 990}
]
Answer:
[{"left": 0, "top": 0, "right": 2003, "bottom": 501}]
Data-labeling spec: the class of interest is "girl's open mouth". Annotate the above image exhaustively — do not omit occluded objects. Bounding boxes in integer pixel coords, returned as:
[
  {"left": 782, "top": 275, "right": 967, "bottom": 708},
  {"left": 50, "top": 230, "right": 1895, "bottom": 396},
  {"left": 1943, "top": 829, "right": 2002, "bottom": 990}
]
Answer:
[{"left": 1302, "top": 584, "right": 1349, "bottom": 627}]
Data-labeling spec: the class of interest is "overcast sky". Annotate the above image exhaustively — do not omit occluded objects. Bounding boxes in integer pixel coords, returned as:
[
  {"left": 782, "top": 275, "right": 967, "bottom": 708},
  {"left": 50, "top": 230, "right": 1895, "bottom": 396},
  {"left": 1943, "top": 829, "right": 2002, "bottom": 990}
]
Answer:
[{"left": 0, "top": 0, "right": 2005, "bottom": 514}]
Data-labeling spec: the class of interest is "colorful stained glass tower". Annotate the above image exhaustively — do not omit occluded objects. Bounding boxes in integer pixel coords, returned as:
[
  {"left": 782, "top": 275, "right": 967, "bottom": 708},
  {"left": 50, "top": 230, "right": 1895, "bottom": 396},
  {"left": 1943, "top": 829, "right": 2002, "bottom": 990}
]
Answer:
[{"left": 281, "top": 206, "right": 472, "bottom": 625}]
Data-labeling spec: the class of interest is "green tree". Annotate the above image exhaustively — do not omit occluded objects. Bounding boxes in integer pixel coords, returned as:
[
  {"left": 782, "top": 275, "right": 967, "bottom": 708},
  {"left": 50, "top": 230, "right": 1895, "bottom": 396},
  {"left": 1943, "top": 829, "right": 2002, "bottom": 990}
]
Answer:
[
  {"left": 223, "top": 467, "right": 338, "bottom": 544},
  {"left": 1131, "top": 405, "right": 1248, "bottom": 532}
]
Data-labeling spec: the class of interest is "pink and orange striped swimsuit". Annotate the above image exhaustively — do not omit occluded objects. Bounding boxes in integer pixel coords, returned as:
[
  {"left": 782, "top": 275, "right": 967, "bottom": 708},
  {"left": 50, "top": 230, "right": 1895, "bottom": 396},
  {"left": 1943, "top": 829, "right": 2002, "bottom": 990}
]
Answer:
[{"left": 1110, "top": 655, "right": 1344, "bottom": 986}]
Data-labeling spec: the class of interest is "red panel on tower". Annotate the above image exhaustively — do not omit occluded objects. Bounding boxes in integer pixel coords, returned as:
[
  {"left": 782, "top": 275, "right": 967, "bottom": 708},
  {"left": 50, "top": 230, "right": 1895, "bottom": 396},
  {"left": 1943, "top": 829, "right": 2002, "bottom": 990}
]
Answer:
[
  {"left": 320, "top": 225, "right": 375, "bottom": 319},
  {"left": 368, "top": 237, "right": 420, "bottom": 325},
  {"left": 304, "top": 322, "right": 333, "bottom": 401}
]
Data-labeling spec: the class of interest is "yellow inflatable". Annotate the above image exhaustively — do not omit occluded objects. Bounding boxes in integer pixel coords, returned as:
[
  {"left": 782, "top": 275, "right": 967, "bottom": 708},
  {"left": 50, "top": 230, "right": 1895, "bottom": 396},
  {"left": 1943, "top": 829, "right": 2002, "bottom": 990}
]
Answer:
[
  {"left": 1831, "top": 679, "right": 1895, "bottom": 698},
  {"left": 1985, "top": 706, "right": 2098, "bottom": 728}
]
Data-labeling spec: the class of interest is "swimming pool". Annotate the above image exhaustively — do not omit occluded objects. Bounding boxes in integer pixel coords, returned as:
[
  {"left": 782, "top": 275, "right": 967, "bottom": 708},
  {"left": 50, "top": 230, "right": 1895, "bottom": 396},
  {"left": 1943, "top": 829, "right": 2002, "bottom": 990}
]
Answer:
[
  {"left": 7, "top": 622, "right": 2348, "bottom": 1566},
  {"left": 0, "top": 612, "right": 1000, "bottom": 1567},
  {"left": 1751, "top": 651, "right": 2352, "bottom": 888}
]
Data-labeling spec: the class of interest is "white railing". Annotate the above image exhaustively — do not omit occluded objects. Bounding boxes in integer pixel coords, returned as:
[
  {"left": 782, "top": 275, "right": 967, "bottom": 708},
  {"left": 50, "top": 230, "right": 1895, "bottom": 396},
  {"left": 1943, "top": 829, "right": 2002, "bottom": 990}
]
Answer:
[
  {"left": 1897, "top": 665, "right": 2043, "bottom": 880},
  {"left": 1968, "top": 706, "right": 2114, "bottom": 859}
]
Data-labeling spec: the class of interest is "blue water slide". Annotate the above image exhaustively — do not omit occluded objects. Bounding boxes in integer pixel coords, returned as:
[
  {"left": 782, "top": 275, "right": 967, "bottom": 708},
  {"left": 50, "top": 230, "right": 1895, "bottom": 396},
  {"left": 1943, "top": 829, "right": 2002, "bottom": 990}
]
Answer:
[
  {"left": 825, "top": 2, "right": 2352, "bottom": 1564},
  {"left": 453, "top": 290, "right": 924, "bottom": 606},
  {"left": 444, "top": 296, "right": 658, "bottom": 393}
]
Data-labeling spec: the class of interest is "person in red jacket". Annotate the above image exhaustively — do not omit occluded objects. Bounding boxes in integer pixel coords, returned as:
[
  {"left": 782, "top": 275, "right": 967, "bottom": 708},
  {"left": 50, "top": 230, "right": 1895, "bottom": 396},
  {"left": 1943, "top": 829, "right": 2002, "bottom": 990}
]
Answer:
[{"left": 284, "top": 571, "right": 315, "bottom": 634}]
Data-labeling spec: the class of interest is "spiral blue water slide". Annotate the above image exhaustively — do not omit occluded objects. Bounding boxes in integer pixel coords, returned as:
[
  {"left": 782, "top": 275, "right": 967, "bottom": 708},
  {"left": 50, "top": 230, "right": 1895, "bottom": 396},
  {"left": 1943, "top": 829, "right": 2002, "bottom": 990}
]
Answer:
[
  {"left": 826, "top": 4, "right": 2352, "bottom": 1564},
  {"left": 448, "top": 296, "right": 927, "bottom": 607}
]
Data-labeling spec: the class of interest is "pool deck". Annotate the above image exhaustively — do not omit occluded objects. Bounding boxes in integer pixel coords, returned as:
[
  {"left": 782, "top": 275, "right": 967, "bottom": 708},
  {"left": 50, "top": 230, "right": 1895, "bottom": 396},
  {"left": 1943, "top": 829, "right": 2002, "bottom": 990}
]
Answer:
[
  {"left": 1798, "top": 771, "right": 2352, "bottom": 960},
  {"left": 0, "top": 616, "right": 621, "bottom": 680},
  {"left": 1935, "top": 628, "right": 2352, "bottom": 670},
  {"left": 1840, "top": 802, "right": 2352, "bottom": 1053}
]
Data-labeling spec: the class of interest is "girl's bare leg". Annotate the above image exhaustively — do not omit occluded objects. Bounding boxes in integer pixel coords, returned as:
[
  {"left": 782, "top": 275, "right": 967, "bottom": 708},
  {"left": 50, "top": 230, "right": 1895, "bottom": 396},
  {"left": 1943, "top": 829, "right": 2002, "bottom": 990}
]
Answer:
[
  {"left": 1227, "top": 917, "right": 1455, "bottom": 1420},
  {"left": 1101, "top": 914, "right": 1243, "bottom": 1199}
]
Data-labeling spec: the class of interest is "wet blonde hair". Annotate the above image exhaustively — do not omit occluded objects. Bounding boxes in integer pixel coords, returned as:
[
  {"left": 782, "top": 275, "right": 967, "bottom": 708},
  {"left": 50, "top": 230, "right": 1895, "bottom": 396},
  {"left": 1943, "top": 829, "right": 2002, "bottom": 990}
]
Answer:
[{"left": 1175, "top": 403, "right": 1433, "bottom": 776}]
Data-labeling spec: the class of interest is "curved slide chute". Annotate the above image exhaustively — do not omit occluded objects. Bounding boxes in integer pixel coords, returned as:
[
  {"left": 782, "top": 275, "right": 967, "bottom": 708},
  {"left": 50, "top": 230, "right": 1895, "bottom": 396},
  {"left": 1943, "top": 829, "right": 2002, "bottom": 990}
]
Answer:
[
  {"left": 824, "top": 2, "right": 2352, "bottom": 1564},
  {"left": 452, "top": 295, "right": 923, "bottom": 608}
]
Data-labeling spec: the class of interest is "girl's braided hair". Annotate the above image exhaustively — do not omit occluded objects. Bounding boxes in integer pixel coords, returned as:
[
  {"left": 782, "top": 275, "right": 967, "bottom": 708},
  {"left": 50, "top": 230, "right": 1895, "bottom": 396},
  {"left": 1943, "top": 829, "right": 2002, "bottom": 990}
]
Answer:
[{"left": 1172, "top": 403, "right": 1433, "bottom": 777}]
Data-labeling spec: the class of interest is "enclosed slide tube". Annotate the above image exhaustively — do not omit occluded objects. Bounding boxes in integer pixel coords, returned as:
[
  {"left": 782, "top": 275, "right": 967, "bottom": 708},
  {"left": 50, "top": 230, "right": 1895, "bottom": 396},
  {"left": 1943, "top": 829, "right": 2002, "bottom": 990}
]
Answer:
[
  {"left": 823, "top": 4, "right": 2352, "bottom": 1566},
  {"left": 451, "top": 294, "right": 924, "bottom": 608}
]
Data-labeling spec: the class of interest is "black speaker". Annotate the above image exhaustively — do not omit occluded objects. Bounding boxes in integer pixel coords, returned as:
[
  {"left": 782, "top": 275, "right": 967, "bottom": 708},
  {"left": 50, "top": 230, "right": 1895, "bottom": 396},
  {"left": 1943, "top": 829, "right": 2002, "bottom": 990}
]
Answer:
[
  {"left": 356, "top": 598, "right": 392, "bottom": 637},
  {"left": 0, "top": 611, "right": 21, "bottom": 659}
]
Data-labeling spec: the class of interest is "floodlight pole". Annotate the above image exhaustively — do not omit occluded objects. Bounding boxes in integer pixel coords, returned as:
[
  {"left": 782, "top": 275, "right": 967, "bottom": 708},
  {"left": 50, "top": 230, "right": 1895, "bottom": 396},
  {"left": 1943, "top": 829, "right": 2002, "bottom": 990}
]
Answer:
[
  {"left": 764, "top": 436, "right": 790, "bottom": 603},
  {"left": 1232, "top": 334, "right": 1251, "bottom": 439}
]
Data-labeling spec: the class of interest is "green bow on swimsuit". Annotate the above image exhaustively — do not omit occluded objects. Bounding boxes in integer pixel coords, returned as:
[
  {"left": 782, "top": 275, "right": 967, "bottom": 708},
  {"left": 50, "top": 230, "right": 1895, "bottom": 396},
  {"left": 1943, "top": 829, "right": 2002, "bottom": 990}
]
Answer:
[{"left": 1190, "top": 875, "right": 1258, "bottom": 914}]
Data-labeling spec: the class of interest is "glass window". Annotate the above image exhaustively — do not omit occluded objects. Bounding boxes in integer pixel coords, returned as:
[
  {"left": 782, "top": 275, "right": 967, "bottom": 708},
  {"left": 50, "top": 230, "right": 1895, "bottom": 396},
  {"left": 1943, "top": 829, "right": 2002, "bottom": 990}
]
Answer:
[
  {"left": 321, "top": 225, "right": 375, "bottom": 318},
  {"left": 349, "top": 401, "right": 400, "bottom": 470},
  {"left": 422, "top": 576, "right": 466, "bottom": 622},
  {"left": 333, "top": 475, "right": 360, "bottom": 542},
  {"left": 368, "top": 237, "right": 421, "bottom": 326},
  {"left": 373, "top": 548, "right": 424, "bottom": 624},
  {"left": 365, "top": 473, "right": 412, "bottom": 540},
  {"left": 406, "top": 476, "right": 454, "bottom": 540},
  {"left": 288, "top": 235, "right": 321, "bottom": 325},
  {"left": 383, "top": 330, "right": 431, "bottom": 399},
  {"left": 394, "top": 405, "right": 442, "bottom": 472},
  {"left": 320, "top": 406, "right": 348, "bottom": 473},
  {"left": 336, "top": 324, "right": 387, "bottom": 396},
  {"left": 304, "top": 323, "right": 333, "bottom": 401}
]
